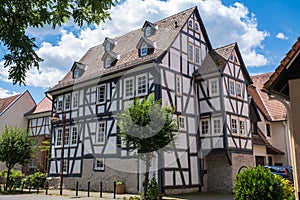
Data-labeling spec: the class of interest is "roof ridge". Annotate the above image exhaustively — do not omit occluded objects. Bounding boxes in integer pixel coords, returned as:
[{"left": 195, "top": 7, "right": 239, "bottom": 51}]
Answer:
[{"left": 213, "top": 42, "right": 236, "bottom": 51}]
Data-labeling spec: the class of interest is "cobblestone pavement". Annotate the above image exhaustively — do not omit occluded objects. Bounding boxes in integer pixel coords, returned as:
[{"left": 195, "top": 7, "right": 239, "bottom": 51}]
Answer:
[{"left": 0, "top": 189, "right": 234, "bottom": 200}]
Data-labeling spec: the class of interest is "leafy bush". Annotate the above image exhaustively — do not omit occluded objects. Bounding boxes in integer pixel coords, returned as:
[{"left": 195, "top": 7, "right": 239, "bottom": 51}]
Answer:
[
  {"left": 281, "top": 177, "right": 295, "bottom": 200},
  {"left": 22, "top": 172, "right": 47, "bottom": 188},
  {"left": 0, "top": 170, "right": 23, "bottom": 190},
  {"left": 141, "top": 175, "right": 162, "bottom": 200},
  {"left": 234, "top": 166, "right": 284, "bottom": 200}
]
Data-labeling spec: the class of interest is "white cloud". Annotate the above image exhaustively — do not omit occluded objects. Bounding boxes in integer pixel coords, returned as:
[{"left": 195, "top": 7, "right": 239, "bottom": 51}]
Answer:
[
  {"left": 0, "top": 0, "right": 270, "bottom": 88},
  {"left": 0, "top": 86, "right": 19, "bottom": 98},
  {"left": 276, "top": 32, "right": 288, "bottom": 40}
]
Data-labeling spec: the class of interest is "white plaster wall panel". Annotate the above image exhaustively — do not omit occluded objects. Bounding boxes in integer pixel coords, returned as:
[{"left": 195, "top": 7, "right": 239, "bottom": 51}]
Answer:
[
  {"left": 210, "top": 98, "right": 221, "bottom": 111},
  {"left": 201, "top": 138, "right": 211, "bottom": 149},
  {"left": 164, "top": 151, "right": 178, "bottom": 168},
  {"left": 190, "top": 157, "right": 199, "bottom": 184},
  {"left": 189, "top": 136, "right": 197, "bottom": 153},
  {"left": 183, "top": 171, "right": 189, "bottom": 184},
  {"left": 103, "top": 137, "right": 117, "bottom": 154},
  {"left": 121, "top": 150, "right": 126, "bottom": 157},
  {"left": 79, "top": 107, "right": 83, "bottom": 117},
  {"left": 182, "top": 77, "right": 191, "bottom": 94},
  {"left": 91, "top": 86, "right": 96, "bottom": 93},
  {"left": 165, "top": 171, "right": 173, "bottom": 186},
  {"left": 240, "top": 139, "right": 246, "bottom": 149},
  {"left": 56, "top": 149, "right": 62, "bottom": 158},
  {"left": 176, "top": 172, "right": 183, "bottom": 185},
  {"left": 227, "top": 137, "right": 236, "bottom": 148},
  {"left": 200, "top": 101, "right": 212, "bottom": 113},
  {"left": 50, "top": 161, "right": 56, "bottom": 173},
  {"left": 212, "top": 137, "right": 223, "bottom": 148},
  {"left": 161, "top": 90, "right": 169, "bottom": 105},
  {"left": 79, "top": 90, "right": 84, "bottom": 105},
  {"left": 175, "top": 133, "right": 187, "bottom": 149},
  {"left": 85, "top": 106, "right": 92, "bottom": 115},
  {"left": 93, "top": 145, "right": 103, "bottom": 154},
  {"left": 170, "top": 48, "right": 181, "bottom": 72},
  {"left": 177, "top": 97, "right": 182, "bottom": 113},
  {"left": 178, "top": 152, "right": 188, "bottom": 168},
  {"left": 109, "top": 101, "right": 117, "bottom": 112},
  {"left": 70, "top": 148, "right": 76, "bottom": 157},
  {"left": 90, "top": 92, "right": 96, "bottom": 104},
  {"left": 165, "top": 71, "right": 175, "bottom": 90},
  {"left": 37, "top": 118, "right": 42, "bottom": 126},
  {"left": 199, "top": 81, "right": 208, "bottom": 99},
  {"left": 161, "top": 52, "right": 169, "bottom": 66},
  {"left": 182, "top": 61, "right": 188, "bottom": 75},
  {"left": 242, "top": 105, "right": 249, "bottom": 116},
  {"left": 73, "top": 160, "right": 81, "bottom": 173},
  {"left": 71, "top": 111, "right": 78, "bottom": 118},
  {"left": 182, "top": 34, "right": 188, "bottom": 53},
  {"left": 188, "top": 117, "right": 196, "bottom": 134},
  {"left": 224, "top": 98, "right": 234, "bottom": 113},
  {"left": 172, "top": 35, "right": 180, "bottom": 49},
  {"left": 118, "top": 81, "right": 122, "bottom": 98},
  {"left": 246, "top": 140, "right": 252, "bottom": 149},
  {"left": 201, "top": 45, "right": 207, "bottom": 63},
  {"left": 185, "top": 97, "right": 194, "bottom": 114}
]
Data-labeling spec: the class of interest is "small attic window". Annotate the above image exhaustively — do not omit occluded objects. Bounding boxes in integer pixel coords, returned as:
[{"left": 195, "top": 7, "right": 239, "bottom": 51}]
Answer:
[
  {"left": 74, "top": 68, "right": 80, "bottom": 78},
  {"left": 194, "top": 22, "right": 199, "bottom": 31},
  {"left": 105, "top": 56, "right": 112, "bottom": 68},
  {"left": 145, "top": 27, "right": 151, "bottom": 37},
  {"left": 141, "top": 43, "right": 148, "bottom": 57},
  {"left": 230, "top": 54, "right": 234, "bottom": 61},
  {"left": 188, "top": 20, "right": 193, "bottom": 29},
  {"left": 105, "top": 43, "right": 111, "bottom": 51}
]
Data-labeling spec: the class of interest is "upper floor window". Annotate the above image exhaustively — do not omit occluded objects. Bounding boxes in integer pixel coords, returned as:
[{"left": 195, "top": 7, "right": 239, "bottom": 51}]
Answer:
[
  {"left": 64, "top": 127, "right": 70, "bottom": 145},
  {"left": 229, "top": 80, "right": 235, "bottom": 96},
  {"left": 94, "top": 158, "right": 105, "bottom": 171},
  {"left": 209, "top": 78, "right": 219, "bottom": 97},
  {"left": 97, "top": 84, "right": 106, "bottom": 104},
  {"left": 200, "top": 119, "right": 210, "bottom": 135},
  {"left": 195, "top": 47, "right": 200, "bottom": 64},
  {"left": 63, "top": 159, "right": 68, "bottom": 173},
  {"left": 136, "top": 74, "right": 147, "bottom": 96},
  {"left": 188, "top": 44, "right": 194, "bottom": 61},
  {"left": 71, "top": 126, "right": 78, "bottom": 145},
  {"left": 236, "top": 82, "right": 242, "bottom": 97},
  {"left": 64, "top": 94, "right": 71, "bottom": 110},
  {"left": 57, "top": 96, "right": 63, "bottom": 110},
  {"left": 188, "top": 20, "right": 193, "bottom": 29},
  {"left": 266, "top": 124, "right": 271, "bottom": 137},
  {"left": 194, "top": 22, "right": 199, "bottom": 31},
  {"left": 72, "top": 92, "right": 79, "bottom": 109},
  {"left": 141, "top": 43, "right": 148, "bottom": 56},
  {"left": 212, "top": 118, "right": 222, "bottom": 135},
  {"left": 231, "top": 118, "right": 238, "bottom": 134},
  {"left": 96, "top": 121, "right": 106, "bottom": 144},
  {"left": 56, "top": 129, "right": 62, "bottom": 146},
  {"left": 178, "top": 116, "right": 186, "bottom": 131},
  {"left": 124, "top": 77, "right": 134, "bottom": 98},
  {"left": 176, "top": 75, "right": 182, "bottom": 95},
  {"left": 239, "top": 120, "right": 245, "bottom": 135}
]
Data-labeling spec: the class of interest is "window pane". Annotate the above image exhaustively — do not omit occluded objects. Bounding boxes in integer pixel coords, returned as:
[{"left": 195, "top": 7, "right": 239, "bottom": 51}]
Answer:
[
  {"left": 137, "top": 75, "right": 147, "bottom": 95},
  {"left": 71, "top": 127, "right": 78, "bottom": 145},
  {"left": 97, "top": 122, "right": 105, "bottom": 144},
  {"left": 213, "top": 119, "right": 221, "bottom": 134},
  {"left": 236, "top": 83, "right": 241, "bottom": 97},
  {"left": 229, "top": 81, "right": 235, "bottom": 96},
  {"left": 141, "top": 43, "right": 148, "bottom": 56},
  {"left": 195, "top": 47, "right": 200, "bottom": 64},
  {"left": 201, "top": 120, "right": 209, "bottom": 134},
  {"left": 176, "top": 76, "right": 182, "bottom": 95},
  {"left": 240, "top": 120, "right": 245, "bottom": 135},
  {"left": 56, "top": 129, "right": 62, "bottom": 146},
  {"left": 231, "top": 119, "right": 237, "bottom": 134},
  {"left": 98, "top": 85, "right": 106, "bottom": 103},
  {"left": 64, "top": 128, "right": 70, "bottom": 145},
  {"left": 188, "top": 45, "right": 193, "bottom": 61},
  {"left": 125, "top": 78, "right": 134, "bottom": 97},
  {"left": 210, "top": 79, "right": 218, "bottom": 95},
  {"left": 65, "top": 94, "right": 71, "bottom": 110}
]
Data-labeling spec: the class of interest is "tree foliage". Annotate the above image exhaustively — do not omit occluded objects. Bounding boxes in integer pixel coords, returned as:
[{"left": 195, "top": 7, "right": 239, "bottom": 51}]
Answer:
[
  {"left": 0, "top": 0, "right": 116, "bottom": 85},
  {"left": 0, "top": 127, "right": 35, "bottom": 190},
  {"left": 118, "top": 93, "right": 178, "bottom": 197}
]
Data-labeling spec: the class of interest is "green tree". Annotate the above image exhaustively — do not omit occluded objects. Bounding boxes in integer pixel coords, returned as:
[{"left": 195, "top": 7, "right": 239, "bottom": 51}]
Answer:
[
  {"left": 0, "top": 127, "right": 35, "bottom": 191},
  {"left": 118, "top": 94, "right": 178, "bottom": 198},
  {"left": 0, "top": 0, "right": 116, "bottom": 85}
]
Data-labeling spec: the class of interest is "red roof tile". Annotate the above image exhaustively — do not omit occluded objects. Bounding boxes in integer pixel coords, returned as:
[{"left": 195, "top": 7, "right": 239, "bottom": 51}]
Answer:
[
  {"left": 251, "top": 73, "right": 287, "bottom": 121},
  {"left": 0, "top": 94, "right": 21, "bottom": 114},
  {"left": 29, "top": 95, "right": 52, "bottom": 114}
]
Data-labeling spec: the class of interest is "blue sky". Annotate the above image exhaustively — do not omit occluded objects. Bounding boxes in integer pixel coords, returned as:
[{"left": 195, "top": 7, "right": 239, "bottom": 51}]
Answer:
[{"left": 0, "top": 0, "right": 299, "bottom": 103}]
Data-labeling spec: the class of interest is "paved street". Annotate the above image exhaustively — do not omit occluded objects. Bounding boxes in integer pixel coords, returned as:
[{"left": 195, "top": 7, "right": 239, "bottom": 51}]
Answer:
[{"left": 0, "top": 189, "right": 234, "bottom": 200}]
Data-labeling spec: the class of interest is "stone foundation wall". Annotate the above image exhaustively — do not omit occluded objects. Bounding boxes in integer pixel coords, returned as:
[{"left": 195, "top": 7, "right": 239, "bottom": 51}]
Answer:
[
  {"left": 165, "top": 187, "right": 199, "bottom": 195},
  {"left": 62, "top": 158, "right": 139, "bottom": 193},
  {"left": 205, "top": 153, "right": 253, "bottom": 193}
]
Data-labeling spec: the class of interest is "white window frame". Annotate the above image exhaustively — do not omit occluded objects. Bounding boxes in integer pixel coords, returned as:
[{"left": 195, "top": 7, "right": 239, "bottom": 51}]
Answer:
[
  {"left": 231, "top": 117, "right": 238, "bottom": 135},
  {"left": 57, "top": 96, "right": 63, "bottom": 110},
  {"left": 64, "top": 94, "right": 71, "bottom": 111},
  {"left": 195, "top": 46, "right": 200, "bottom": 64},
  {"left": 56, "top": 128, "right": 63, "bottom": 147},
  {"left": 94, "top": 158, "right": 105, "bottom": 171},
  {"left": 71, "top": 126, "right": 78, "bottom": 146},
  {"left": 124, "top": 77, "right": 134, "bottom": 98},
  {"left": 141, "top": 43, "right": 148, "bottom": 57},
  {"left": 96, "top": 121, "right": 106, "bottom": 145},
  {"left": 72, "top": 92, "right": 79, "bottom": 109},
  {"left": 188, "top": 20, "right": 193, "bottom": 29},
  {"left": 105, "top": 56, "right": 112, "bottom": 68},
  {"left": 188, "top": 44, "right": 194, "bottom": 61},
  {"left": 239, "top": 119, "right": 245, "bottom": 135},
  {"left": 64, "top": 127, "right": 70, "bottom": 145},
  {"left": 236, "top": 82, "right": 242, "bottom": 98},
  {"left": 178, "top": 116, "right": 186, "bottom": 131},
  {"left": 212, "top": 117, "right": 222, "bottom": 135},
  {"left": 176, "top": 75, "right": 182, "bottom": 95},
  {"left": 229, "top": 79, "right": 235, "bottom": 96},
  {"left": 200, "top": 119, "right": 210, "bottom": 135},
  {"left": 97, "top": 84, "right": 106, "bottom": 104},
  {"left": 209, "top": 78, "right": 219, "bottom": 97},
  {"left": 136, "top": 74, "right": 148, "bottom": 96}
]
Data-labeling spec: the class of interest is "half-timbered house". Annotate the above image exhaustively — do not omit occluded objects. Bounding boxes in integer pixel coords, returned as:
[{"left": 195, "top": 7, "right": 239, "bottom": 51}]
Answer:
[{"left": 47, "top": 6, "right": 255, "bottom": 194}]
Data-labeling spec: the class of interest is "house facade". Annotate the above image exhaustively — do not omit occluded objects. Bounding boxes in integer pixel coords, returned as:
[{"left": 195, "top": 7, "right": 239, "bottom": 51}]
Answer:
[
  {"left": 249, "top": 73, "right": 291, "bottom": 167},
  {"left": 24, "top": 95, "right": 52, "bottom": 173},
  {"left": 0, "top": 90, "right": 36, "bottom": 172},
  {"left": 47, "top": 7, "right": 254, "bottom": 194}
]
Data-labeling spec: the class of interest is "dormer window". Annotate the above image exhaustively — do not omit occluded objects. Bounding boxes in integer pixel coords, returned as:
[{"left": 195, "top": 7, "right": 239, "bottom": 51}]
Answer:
[
  {"left": 72, "top": 62, "right": 87, "bottom": 79},
  {"left": 74, "top": 68, "right": 80, "bottom": 78},
  {"left": 141, "top": 43, "right": 148, "bottom": 57},
  {"left": 105, "top": 56, "right": 112, "bottom": 68},
  {"left": 103, "top": 37, "right": 116, "bottom": 52},
  {"left": 145, "top": 27, "right": 151, "bottom": 37},
  {"left": 105, "top": 43, "right": 111, "bottom": 51}
]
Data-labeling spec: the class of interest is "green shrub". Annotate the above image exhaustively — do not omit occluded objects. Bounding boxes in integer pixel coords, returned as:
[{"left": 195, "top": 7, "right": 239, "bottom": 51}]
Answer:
[
  {"left": 280, "top": 177, "right": 295, "bottom": 200},
  {"left": 0, "top": 170, "right": 23, "bottom": 190},
  {"left": 234, "top": 166, "right": 284, "bottom": 200},
  {"left": 141, "top": 175, "right": 162, "bottom": 200},
  {"left": 22, "top": 172, "right": 47, "bottom": 188}
]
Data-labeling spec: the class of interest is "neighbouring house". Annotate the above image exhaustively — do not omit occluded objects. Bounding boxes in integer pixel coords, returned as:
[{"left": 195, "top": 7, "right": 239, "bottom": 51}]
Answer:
[
  {"left": 0, "top": 90, "right": 36, "bottom": 172},
  {"left": 249, "top": 73, "right": 291, "bottom": 167},
  {"left": 47, "top": 6, "right": 254, "bottom": 194},
  {"left": 24, "top": 94, "right": 52, "bottom": 174},
  {"left": 263, "top": 37, "right": 300, "bottom": 199}
]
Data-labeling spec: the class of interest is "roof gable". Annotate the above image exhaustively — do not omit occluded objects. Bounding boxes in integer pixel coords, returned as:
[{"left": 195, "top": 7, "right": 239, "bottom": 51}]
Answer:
[{"left": 0, "top": 94, "right": 20, "bottom": 114}]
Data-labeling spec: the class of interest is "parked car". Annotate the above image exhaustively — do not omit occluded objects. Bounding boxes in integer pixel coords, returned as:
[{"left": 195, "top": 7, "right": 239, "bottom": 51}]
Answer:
[{"left": 264, "top": 166, "right": 294, "bottom": 182}]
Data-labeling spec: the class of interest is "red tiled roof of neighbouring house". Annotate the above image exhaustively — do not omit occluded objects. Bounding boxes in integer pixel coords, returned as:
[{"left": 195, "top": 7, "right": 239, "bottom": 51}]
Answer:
[
  {"left": 251, "top": 72, "right": 287, "bottom": 121},
  {"left": 0, "top": 94, "right": 21, "bottom": 114},
  {"left": 28, "top": 95, "right": 52, "bottom": 115}
]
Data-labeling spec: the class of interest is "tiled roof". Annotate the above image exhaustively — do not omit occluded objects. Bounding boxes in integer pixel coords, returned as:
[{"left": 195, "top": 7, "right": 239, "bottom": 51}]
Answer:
[
  {"left": 49, "top": 7, "right": 207, "bottom": 92},
  {"left": 0, "top": 94, "right": 21, "bottom": 114},
  {"left": 248, "top": 85, "right": 271, "bottom": 121},
  {"left": 27, "top": 95, "right": 52, "bottom": 115},
  {"left": 251, "top": 73, "right": 287, "bottom": 121},
  {"left": 263, "top": 37, "right": 300, "bottom": 98}
]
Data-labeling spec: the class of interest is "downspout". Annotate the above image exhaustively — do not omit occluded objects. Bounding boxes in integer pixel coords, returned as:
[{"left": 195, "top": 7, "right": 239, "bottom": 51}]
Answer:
[{"left": 268, "top": 94, "right": 299, "bottom": 200}]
